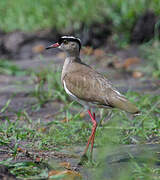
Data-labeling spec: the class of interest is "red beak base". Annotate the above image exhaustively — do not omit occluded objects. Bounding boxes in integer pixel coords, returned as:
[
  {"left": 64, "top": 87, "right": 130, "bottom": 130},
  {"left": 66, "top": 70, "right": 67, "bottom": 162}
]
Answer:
[{"left": 46, "top": 42, "right": 60, "bottom": 49}]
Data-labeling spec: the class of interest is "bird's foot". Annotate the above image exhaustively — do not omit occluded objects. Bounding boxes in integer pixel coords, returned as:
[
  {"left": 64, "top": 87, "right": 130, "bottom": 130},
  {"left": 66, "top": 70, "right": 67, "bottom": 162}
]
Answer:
[
  {"left": 77, "top": 154, "right": 88, "bottom": 166},
  {"left": 77, "top": 153, "right": 96, "bottom": 167}
]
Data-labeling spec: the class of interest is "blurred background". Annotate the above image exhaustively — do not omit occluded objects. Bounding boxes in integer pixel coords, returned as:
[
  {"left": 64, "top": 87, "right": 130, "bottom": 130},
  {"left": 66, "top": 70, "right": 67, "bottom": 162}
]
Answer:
[
  {"left": 0, "top": 0, "right": 160, "bottom": 180},
  {"left": 0, "top": 0, "right": 160, "bottom": 59}
]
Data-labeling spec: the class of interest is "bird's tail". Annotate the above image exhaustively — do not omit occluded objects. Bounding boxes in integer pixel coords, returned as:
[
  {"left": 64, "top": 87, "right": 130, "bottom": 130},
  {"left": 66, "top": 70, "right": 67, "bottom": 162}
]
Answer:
[{"left": 108, "top": 92, "right": 140, "bottom": 114}]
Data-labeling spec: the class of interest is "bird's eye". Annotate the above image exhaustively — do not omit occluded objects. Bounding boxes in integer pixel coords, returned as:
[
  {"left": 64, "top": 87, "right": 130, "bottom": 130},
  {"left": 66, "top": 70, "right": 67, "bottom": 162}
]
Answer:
[{"left": 63, "top": 40, "right": 68, "bottom": 44}]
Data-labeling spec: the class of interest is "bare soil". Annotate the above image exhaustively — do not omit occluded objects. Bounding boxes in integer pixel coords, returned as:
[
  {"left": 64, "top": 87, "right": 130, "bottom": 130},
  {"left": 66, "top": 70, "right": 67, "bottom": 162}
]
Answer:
[{"left": 0, "top": 45, "right": 160, "bottom": 179}]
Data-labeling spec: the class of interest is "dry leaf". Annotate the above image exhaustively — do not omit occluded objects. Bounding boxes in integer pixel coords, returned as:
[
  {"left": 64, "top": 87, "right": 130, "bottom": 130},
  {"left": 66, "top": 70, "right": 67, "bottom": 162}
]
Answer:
[
  {"left": 123, "top": 57, "right": 140, "bottom": 69},
  {"left": 37, "top": 127, "right": 47, "bottom": 133},
  {"left": 61, "top": 117, "right": 69, "bottom": 123},
  {"left": 48, "top": 170, "right": 60, "bottom": 177},
  {"left": 17, "top": 147, "right": 24, "bottom": 152},
  {"left": 82, "top": 46, "right": 93, "bottom": 55},
  {"left": 32, "top": 44, "right": 45, "bottom": 53},
  {"left": 48, "top": 170, "right": 82, "bottom": 180},
  {"left": 59, "top": 162, "right": 71, "bottom": 169},
  {"left": 112, "top": 57, "right": 140, "bottom": 69},
  {"left": 93, "top": 49, "right": 105, "bottom": 58},
  {"left": 132, "top": 71, "right": 143, "bottom": 78}
]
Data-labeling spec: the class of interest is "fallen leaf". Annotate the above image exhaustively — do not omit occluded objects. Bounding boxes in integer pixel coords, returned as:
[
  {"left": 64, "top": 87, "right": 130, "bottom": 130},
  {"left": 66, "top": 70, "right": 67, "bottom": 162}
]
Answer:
[
  {"left": 48, "top": 170, "right": 82, "bottom": 180},
  {"left": 32, "top": 44, "right": 45, "bottom": 53},
  {"left": 123, "top": 57, "right": 140, "bottom": 69},
  {"left": 37, "top": 127, "right": 47, "bottom": 133},
  {"left": 59, "top": 162, "right": 71, "bottom": 169},
  {"left": 61, "top": 117, "right": 69, "bottom": 123},
  {"left": 17, "top": 147, "right": 24, "bottom": 152},
  {"left": 82, "top": 46, "right": 93, "bottom": 55},
  {"left": 93, "top": 49, "right": 105, "bottom": 58},
  {"left": 132, "top": 71, "right": 143, "bottom": 78},
  {"left": 48, "top": 170, "right": 60, "bottom": 177}
]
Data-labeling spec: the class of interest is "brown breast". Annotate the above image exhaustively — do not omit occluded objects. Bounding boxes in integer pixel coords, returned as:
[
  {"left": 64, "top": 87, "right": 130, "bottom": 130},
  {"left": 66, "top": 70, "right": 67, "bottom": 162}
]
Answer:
[{"left": 62, "top": 58, "right": 140, "bottom": 114}]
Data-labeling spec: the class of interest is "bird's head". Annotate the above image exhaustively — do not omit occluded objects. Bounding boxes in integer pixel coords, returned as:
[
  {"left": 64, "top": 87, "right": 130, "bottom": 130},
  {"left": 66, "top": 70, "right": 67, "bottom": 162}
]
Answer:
[{"left": 46, "top": 36, "right": 81, "bottom": 56}]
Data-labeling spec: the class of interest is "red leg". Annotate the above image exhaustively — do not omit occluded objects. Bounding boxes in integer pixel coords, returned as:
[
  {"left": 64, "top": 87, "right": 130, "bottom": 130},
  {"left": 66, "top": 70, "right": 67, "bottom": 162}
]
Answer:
[
  {"left": 83, "top": 110, "right": 97, "bottom": 156},
  {"left": 90, "top": 112, "right": 97, "bottom": 156},
  {"left": 93, "top": 112, "right": 95, "bottom": 120}
]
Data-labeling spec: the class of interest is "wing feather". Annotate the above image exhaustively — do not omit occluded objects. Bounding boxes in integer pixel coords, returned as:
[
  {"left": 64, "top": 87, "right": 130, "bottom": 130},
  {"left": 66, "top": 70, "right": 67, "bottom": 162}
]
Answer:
[{"left": 63, "top": 65, "right": 139, "bottom": 114}]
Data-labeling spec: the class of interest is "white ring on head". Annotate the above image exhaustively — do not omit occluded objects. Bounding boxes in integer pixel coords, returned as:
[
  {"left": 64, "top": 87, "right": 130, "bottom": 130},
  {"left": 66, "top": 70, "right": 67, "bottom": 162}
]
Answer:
[{"left": 61, "top": 36, "right": 81, "bottom": 43}]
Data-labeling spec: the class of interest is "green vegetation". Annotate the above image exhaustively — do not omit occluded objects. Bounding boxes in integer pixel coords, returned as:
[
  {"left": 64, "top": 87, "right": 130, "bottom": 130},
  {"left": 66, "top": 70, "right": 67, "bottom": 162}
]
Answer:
[
  {"left": 0, "top": 61, "right": 159, "bottom": 179},
  {"left": 32, "top": 69, "right": 68, "bottom": 108},
  {"left": 0, "top": 59, "right": 28, "bottom": 76},
  {"left": 1, "top": 0, "right": 160, "bottom": 36},
  {"left": 0, "top": 89, "right": 160, "bottom": 179},
  {"left": 0, "top": 0, "right": 160, "bottom": 176}
]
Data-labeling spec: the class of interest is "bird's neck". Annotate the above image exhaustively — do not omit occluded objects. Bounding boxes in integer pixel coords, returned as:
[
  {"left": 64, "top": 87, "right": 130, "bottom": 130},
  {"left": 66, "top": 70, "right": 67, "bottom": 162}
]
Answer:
[
  {"left": 62, "top": 56, "right": 81, "bottom": 72},
  {"left": 61, "top": 54, "right": 81, "bottom": 83},
  {"left": 65, "top": 49, "right": 81, "bottom": 64},
  {"left": 66, "top": 50, "right": 80, "bottom": 59}
]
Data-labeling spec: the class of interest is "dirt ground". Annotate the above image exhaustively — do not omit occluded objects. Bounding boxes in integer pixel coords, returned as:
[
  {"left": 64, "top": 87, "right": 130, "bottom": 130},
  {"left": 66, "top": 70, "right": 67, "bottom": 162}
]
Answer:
[{"left": 0, "top": 44, "right": 160, "bottom": 179}]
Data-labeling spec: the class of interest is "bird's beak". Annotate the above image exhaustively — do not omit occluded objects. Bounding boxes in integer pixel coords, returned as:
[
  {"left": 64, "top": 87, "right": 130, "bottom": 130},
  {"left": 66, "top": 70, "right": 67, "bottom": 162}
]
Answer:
[{"left": 46, "top": 42, "right": 60, "bottom": 50}]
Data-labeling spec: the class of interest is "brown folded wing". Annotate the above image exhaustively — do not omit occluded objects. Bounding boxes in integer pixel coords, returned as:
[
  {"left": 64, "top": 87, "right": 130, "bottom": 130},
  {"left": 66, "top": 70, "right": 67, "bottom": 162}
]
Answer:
[{"left": 63, "top": 65, "right": 139, "bottom": 114}]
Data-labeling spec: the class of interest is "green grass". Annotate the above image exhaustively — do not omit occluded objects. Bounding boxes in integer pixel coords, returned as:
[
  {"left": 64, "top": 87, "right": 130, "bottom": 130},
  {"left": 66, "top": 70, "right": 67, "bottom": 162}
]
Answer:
[
  {"left": 0, "top": 59, "right": 28, "bottom": 76},
  {"left": 32, "top": 69, "right": 69, "bottom": 110},
  {"left": 0, "top": 59, "right": 160, "bottom": 179},
  {"left": 0, "top": 89, "right": 160, "bottom": 179},
  {"left": 1, "top": 0, "right": 160, "bottom": 41}
]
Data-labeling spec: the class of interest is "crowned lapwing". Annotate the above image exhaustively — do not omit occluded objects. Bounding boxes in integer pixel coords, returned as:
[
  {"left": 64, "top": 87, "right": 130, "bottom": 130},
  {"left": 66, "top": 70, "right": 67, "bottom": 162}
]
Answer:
[{"left": 46, "top": 36, "right": 140, "bottom": 160}]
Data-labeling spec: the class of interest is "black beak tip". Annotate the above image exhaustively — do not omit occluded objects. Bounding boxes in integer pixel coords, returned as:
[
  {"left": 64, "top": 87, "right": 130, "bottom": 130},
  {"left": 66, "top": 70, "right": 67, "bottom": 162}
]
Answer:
[{"left": 45, "top": 46, "right": 50, "bottom": 50}]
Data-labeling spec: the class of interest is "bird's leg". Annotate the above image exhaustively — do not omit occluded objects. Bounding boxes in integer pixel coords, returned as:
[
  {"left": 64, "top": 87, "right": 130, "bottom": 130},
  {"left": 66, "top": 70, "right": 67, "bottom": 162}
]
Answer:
[
  {"left": 83, "top": 110, "right": 97, "bottom": 157},
  {"left": 93, "top": 112, "right": 95, "bottom": 120},
  {"left": 90, "top": 112, "right": 97, "bottom": 157}
]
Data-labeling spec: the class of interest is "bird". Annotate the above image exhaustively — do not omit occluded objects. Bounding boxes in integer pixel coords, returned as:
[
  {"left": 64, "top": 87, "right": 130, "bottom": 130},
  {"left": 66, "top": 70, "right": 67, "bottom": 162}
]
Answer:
[{"left": 46, "top": 36, "right": 140, "bottom": 160}]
